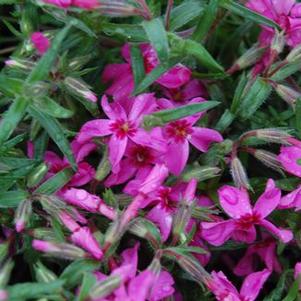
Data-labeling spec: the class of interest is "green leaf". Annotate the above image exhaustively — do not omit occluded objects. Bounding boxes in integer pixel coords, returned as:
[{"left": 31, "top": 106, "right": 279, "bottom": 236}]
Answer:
[
  {"left": 28, "top": 106, "right": 76, "bottom": 169},
  {"left": 192, "top": 0, "right": 219, "bottom": 41},
  {"left": 219, "top": 0, "right": 281, "bottom": 30},
  {"left": 168, "top": 33, "right": 224, "bottom": 72},
  {"left": 7, "top": 280, "right": 65, "bottom": 301},
  {"left": 26, "top": 22, "right": 74, "bottom": 83},
  {"left": 215, "top": 109, "right": 235, "bottom": 132},
  {"left": 231, "top": 72, "right": 248, "bottom": 114},
  {"left": 0, "top": 190, "right": 29, "bottom": 208},
  {"left": 169, "top": 1, "right": 203, "bottom": 31},
  {"left": 133, "top": 61, "right": 176, "bottom": 95},
  {"left": 77, "top": 273, "right": 97, "bottom": 301},
  {"left": 239, "top": 77, "right": 272, "bottom": 119},
  {"left": 60, "top": 259, "right": 101, "bottom": 288},
  {"left": 34, "top": 167, "right": 74, "bottom": 195},
  {"left": 142, "top": 17, "right": 169, "bottom": 61},
  {"left": 271, "top": 61, "right": 301, "bottom": 81},
  {"left": 130, "top": 44, "right": 145, "bottom": 88},
  {"left": 143, "top": 101, "right": 220, "bottom": 128},
  {"left": 33, "top": 96, "right": 74, "bottom": 119},
  {"left": 0, "top": 75, "right": 23, "bottom": 97},
  {"left": 282, "top": 275, "right": 301, "bottom": 301},
  {"left": 0, "top": 96, "right": 28, "bottom": 144}
]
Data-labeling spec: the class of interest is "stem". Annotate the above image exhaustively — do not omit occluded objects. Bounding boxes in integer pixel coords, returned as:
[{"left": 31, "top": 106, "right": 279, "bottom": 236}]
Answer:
[
  {"left": 136, "top": 0, "right": 152, "bottom": 20},
  {"left": 165, "top": 0, "right": 174, "bottom": 30},
  {"left": 0, "top": 46, "right": 16, "bottom": 55}
]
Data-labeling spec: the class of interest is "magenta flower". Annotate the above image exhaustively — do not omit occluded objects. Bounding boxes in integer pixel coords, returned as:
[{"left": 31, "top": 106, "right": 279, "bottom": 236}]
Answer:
[
  {"left": 201, "top": 179, "right": 293, "bottom": 246},
  {"left": 162, "top": 116, "right": 223, "bottom": 175},
  {"left": 294, "top": 262, "right": 301, "bottom": 289},
  {"left": 278, "top": 145, "right": 301, "bottom": 177},
  {"left": 206, "top": 269, "right": 271, "bottom": 301},
  {"left": 105, "top": 128, "right": 166, "bottom": 187},
  {"left": 44, "top": 138, "right": 96, "bottom": 187},
  {"left": 146, "top": 179, "right": 197, "bottom": 241},
  {"left": 77, "top": 94, "right": 158, "bottom": 173},
  {"left": 72, "top": 0, "right": 99, "bottom": 9},
  {"left": 31, "top": 32, "right": 50, "bottom": 55},
  {"left": 234, "top": 236, "right": 281, "bottom": 276},
  {"left": 246, "top": 0, "right": 301, "bottom": 47},
  {"left": 43, "top": 0, "right": 72, "bottom": 8},
  {"left": 278, "top": 185, "right": 301, "bottom": 210},
  {"left": 102, "top": 44, "right": 191, "bottom": 101}
]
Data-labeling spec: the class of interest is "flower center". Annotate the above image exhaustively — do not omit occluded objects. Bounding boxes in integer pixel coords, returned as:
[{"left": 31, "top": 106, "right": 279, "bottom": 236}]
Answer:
[
  {"left": 166, "top": 120, "right": 193, "bottom": 143},
  {"left": 158, "top": 187, "right": 177, "bottom": 210},
  {"left": 236, "top": 212, "right": 261, "bottom": 230},
  {"left": 129, "top": 145, "right": 154, "bottom": 167},
  {"left": 110, "top": 119, "right": 136, "bottom": 139},
  {"left": 277, "top": 14, "right": 290, "bottom": 31}
]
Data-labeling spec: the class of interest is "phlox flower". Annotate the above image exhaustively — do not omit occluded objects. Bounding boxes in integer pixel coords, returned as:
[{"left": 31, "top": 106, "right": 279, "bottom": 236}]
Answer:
[
  {"left": 201, "top": 179, "right": 293, "bottom": 246},
  {"left": 278, "top": 185, "right": 301, "bottom": 210},
  {"left": 162, "top": 116, "right": 223, "bottom": 175},
  {"left": 206, "top": 269, "right": 271, "bottom": 301},
  {"left": 43, "top": 0, "right": 98, "bottom": 9},
  {"left": 102, "top": 44, "right": 191, "bottom": 101},
  {"left": 278, "top": 145, "right": 301, "bottom": 177},
  {"left": 246, "top": 0, "right": 301, "bottom": 47},
  {"left": 77, "top": 94, "right": 160, "bottom": 173}
]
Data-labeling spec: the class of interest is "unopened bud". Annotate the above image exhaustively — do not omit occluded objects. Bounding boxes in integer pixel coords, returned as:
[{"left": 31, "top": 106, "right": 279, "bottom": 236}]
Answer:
[
  {"left": 27, "top": 163, "right": 48, "bottom": 188},
  {"left": 95, "top": 146, "right": 111, "bottom": 181},
  {"left": 89, "top": 275, "right": 121, "bottom": 300},
  {"left": 227, "top": 44, "right": 266, "bottom": 74},
  {"left": 181, "top": 165, "right": 220, "bottom": 182},
  {"left": 230, "top": 157, "right": 250, "bottom": 190},
  {"left": 5, "top": 58, "right": 35, "bottom": 70},
  {"left": 34, "top": 261, "right": 57, "bottom": 283},
  {"left": 271, "top": 30, "right": 285, "bottom": 54},
  {"left": 37, "top": 195, "right": 67, "bottom": 215},
  {"left": 14, "top": 199, "right": 32, "bottom": 233},
  {"left": 253, "top": 149, "right": 284, "bottom": 174},
  {"left": 99, "top": 1, "right": 139, "bottom": 17},
  {"left": 0, "top": 260, "right": 14, "bottom": 288},
  {"left": 253, "top": 128, "right": 292, "bottom": 145},
  {"left": 172, "top": 199, "right": 194, "bottom": 244},
  {"left": 27, "top": 82, "right": 50, "bottom": 98},
  {"left": 31, "top": 228, "right": 58, "bottom": 241},
  {"left": 274, "top": 83, "right": 301, "bottom": 106},
  {"left": 129, "top": 218, "right": 161, "bottom": 249},
  {"left": 32, "top": 239, "right": 87, "bottom": 260},
  {"left": 69, "top": 55, "right": 93, "bottom": 71},
  {"left": 64, "top": 77, "right": 97, "bottom": 103}
]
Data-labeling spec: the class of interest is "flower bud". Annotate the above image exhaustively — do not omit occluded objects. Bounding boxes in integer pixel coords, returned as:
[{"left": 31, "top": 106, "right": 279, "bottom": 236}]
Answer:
[
  {"left": 230, "top": 157, "right": 250, "bottom": 190},
  {"left": 271, "top": 30, "right": 285, "bottom": 55},
  {"left": 227, "top": 44, "right": 266, "bottom": 74},
  {"left": 59, "top": 211, "right": 80, "bottom": 232},
  {"left": 27, "top": 163, "right": 48, "bottom": 188},
  {"left": 98, "top": 1, "right": 140, "bottom": 17},
  {"left": 89, "top": 275, "right": 121, "bottom": 300},
  {"left": 34, "top": 261, "right": 57, "bottom": 283},
  {"left": 14, "top": 199, "right": 32, "bottom": 233},
  {"left": 172, "top": 199, "right": 194, "bottom": 245},
  {"left": 37, "top": 195, "right": 67, "bottom": 215},
  {"left": 274, "top": 83, "right": 301, "bottom": 106},
  {"left": 129, "top": 218, "right": 161, "bottom": 249},
  {"left": 5, "top": 58, "right": 35, "bottom": 70},
  {"left": 0, "top": 260, "right": 14, "bottom": 288},
  {"left": 253, "top": 128, "right": 292, "bottom": 145},
  {"left": 253, "top": 149, "right": 284, "bottom": 174},
  {"left": 95, "top": 146, "right": 111, "bottom": 181},
  {"left": 181, "top": 165, "right": 220, "bottom": 182},
  {"left": 32, "top": 239, "right": 88, "bottom": 260},
  {"left": 64, "top": 77, "right": 97, "bottom": 103},
  {"left": 31, "top": 228, "right": 57, "bottom": 241}
]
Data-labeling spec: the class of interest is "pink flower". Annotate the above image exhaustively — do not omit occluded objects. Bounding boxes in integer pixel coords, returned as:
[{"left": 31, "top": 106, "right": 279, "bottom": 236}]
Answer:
[
  {"left": 234, "top": 237, "right": 281, "bottom": 276},
  {"left": 294, "top": 262, "right": 301, "bottom": 289},
  {"left": 77, "top": 94, "right": 158, "bottom": 173},
  {"left": 105, "top": 128, "right": 166, "bottom": 187},
  {"left": 146, "top": 179, "right": 197, "bottom": 241},
  {"left": 278, "top": 185, "right": 301, "bottom": 210},
  {"left": 206, "top": 269, "right": 271, "bottom": 301},
  {"left": 278, "top": 145, "right": 301, "bottom": 177},
  {"left": 31, "top": 32, "right": 50, "bottom": 55},
  {"left": 60, "top": 188, "right": 116, "bottom": 220},
  {"left": 44, "top": 138, "right": 96, "bottom": 187},
  {"left": 246, "top": 0, "right": 301, "bottom": 47},
  {"left": 201, "top": 179, "right": 293, "bottom": 246},
  {"left": 32, "top": 239, "right": 60, "bottom": 253},
  {"left": 102, "top": 44, "right": 191, "bottom": 101},
  {"left": 43, "top": 0, "right": 72, "bottom": 8},
  {"left": 162, "top": 116, "right": 223, "bottom": 175},
  {"left": 71, "top": 227, "right": 103, "bottom": 260}
]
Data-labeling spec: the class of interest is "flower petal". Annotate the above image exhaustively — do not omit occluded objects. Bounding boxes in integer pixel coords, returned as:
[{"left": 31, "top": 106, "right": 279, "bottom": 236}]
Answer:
[
  {"left": 109, "top": 135, "right": 128, "bottom": 173},
  {"left": 189, "top": 127, "right": 223, "bottom": 152},
  {"left": 259, "top": 219, "right": 293, "bottom": 243}
]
